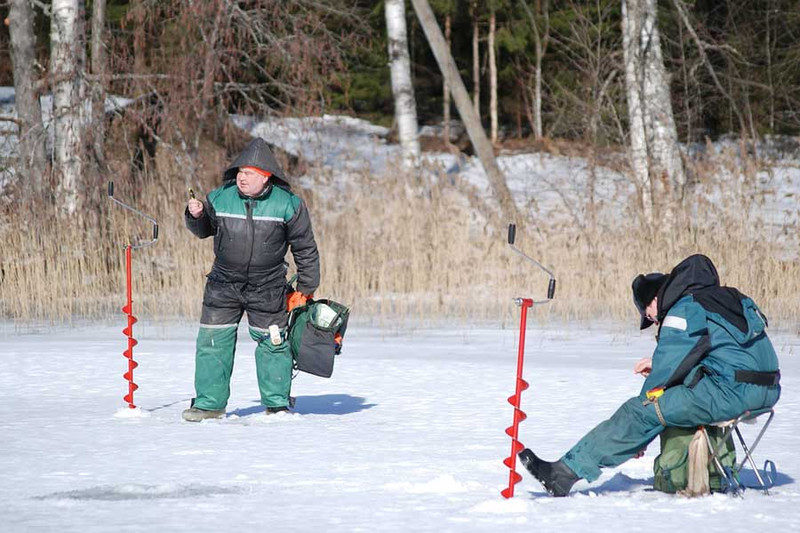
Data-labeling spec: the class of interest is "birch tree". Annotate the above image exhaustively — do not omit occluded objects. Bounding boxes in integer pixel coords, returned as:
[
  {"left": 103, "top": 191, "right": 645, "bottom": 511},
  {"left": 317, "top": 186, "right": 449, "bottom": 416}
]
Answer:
[
  {"left": 621, "top": 0, "right": 685, "bottom": 225},
  {"left": 433, "top": 0, "right": 455, "bottom": 146},
  {"left": 444, "top": 10, "right": 452, "bottom": 145},
  {"left": 519, "top": 0, "right": 550, "bottom": 139},
  {"left": 489, "top": 8, "right": 498, "bottom": 144},
  {"left": 51, "top": 0, "right": 85, "bottom": 214},
  {"left": 471, "top": 0, "right": 480, "bottom": 115},
  {"left": 7, "top": 0, "right": 47, "bottom": 188},
  {"left": 90, "top": 0, "right": 108, "bottom": 171},
  {"left": 385, "top": 0, "right": 421, "bottom": 165}
]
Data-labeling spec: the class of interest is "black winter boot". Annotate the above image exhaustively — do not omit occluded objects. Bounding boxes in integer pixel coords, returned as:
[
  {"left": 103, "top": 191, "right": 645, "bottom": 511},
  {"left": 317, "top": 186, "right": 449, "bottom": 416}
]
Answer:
[{"left": 518, "top": 448, "right": 580, "bottom": 497}]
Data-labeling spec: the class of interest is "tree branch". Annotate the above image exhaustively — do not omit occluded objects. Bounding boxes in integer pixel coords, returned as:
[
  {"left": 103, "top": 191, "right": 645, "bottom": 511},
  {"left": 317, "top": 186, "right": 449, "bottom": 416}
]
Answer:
[
  {"left": 671, "top": 0, "right": 747, "bottom": 135},
  {"left": 0, "top": 116, "right": 23, "bottom": 126}
]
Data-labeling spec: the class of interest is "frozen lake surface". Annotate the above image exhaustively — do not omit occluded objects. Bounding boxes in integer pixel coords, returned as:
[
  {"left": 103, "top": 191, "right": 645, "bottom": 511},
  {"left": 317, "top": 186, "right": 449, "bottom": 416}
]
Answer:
[{"left": 1, "top": 321, "right": 798, "bottom": 532}]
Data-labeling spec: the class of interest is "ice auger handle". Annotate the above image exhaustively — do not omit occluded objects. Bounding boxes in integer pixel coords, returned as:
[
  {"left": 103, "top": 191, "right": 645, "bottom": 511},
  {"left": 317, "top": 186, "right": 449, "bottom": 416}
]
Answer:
[
  {"left": 507, "top": 223, "right": 556, "bottom": 304},
  {"left": 108, "top": 181, "right": 159, "bottom": 249}
]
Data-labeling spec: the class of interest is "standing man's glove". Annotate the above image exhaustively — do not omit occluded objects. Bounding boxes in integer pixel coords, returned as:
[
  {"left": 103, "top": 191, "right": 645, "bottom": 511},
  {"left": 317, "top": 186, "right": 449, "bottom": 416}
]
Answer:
[{"left": 287, "top": 291, "right": 312, "bottom": 312}]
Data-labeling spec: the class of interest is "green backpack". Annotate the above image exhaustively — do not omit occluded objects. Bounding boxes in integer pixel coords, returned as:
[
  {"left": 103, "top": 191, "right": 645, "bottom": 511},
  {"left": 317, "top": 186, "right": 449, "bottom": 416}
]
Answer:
[
  {"left": 653, "top": 426, "right": 737, "bottom": 493},
  {"left": 287, "top": 298, "right": 350, "bottom": 378}
]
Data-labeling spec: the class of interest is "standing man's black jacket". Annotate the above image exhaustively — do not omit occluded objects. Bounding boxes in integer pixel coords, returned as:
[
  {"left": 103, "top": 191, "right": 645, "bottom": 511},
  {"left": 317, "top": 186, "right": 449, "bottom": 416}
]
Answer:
[{"left": 186, "top": 138, "right": 319, "bottom": 294}]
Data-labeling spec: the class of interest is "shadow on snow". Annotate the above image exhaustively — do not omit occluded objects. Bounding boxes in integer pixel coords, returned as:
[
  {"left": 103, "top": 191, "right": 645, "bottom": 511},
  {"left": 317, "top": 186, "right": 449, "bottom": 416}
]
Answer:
[
  {"left": 230, "top": 394, "right": 377, "bottom": 417},
  {"left": 525, "top": 469, "right": 795, "bottom": 497}
]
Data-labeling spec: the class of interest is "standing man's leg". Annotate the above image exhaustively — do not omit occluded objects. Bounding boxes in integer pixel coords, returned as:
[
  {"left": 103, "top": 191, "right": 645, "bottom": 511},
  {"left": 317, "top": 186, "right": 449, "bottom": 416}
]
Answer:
[
  {"left": 246, "top": 283, "right": 293, "bottom": 410},
  {"left": 185, "top": 280, "right": 244, "bottom": 419}
]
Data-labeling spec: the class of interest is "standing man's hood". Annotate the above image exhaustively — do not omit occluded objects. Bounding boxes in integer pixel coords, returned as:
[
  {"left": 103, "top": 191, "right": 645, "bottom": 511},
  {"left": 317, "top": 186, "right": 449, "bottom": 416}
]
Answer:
[{"left": 223, "top": 137, "right": 290, "bottom": 189}]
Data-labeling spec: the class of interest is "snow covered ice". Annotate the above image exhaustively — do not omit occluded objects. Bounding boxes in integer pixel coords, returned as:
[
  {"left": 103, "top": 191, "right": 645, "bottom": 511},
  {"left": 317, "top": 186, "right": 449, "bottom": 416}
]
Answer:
[{"left": 1, "top": 321, "right": 798, "bottom": 532}]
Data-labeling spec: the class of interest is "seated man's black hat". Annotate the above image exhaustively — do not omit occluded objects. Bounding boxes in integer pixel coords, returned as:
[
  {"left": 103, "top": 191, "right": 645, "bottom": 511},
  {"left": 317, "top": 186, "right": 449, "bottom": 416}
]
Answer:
[{"left": 632, "top": 273, "right": 667, "bottom": 329}]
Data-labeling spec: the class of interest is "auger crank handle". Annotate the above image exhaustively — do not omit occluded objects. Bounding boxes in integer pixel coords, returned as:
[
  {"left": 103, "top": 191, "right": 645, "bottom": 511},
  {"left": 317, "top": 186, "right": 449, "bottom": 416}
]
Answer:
[
  {"left": 107, "top": 181, "right": 159, "bottom": 249},
  {"left": 507, "top": 223, "right": 556, "bottom": 303}
]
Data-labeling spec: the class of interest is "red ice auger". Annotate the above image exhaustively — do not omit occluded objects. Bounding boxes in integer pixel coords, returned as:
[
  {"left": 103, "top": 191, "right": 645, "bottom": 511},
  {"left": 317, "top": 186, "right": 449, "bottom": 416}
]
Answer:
[
  {"left": 501, "top": 223, "right": 556, "bottom": 499},
  {"left": 108, "top": 182, "right": 158, "bottom": 409}
]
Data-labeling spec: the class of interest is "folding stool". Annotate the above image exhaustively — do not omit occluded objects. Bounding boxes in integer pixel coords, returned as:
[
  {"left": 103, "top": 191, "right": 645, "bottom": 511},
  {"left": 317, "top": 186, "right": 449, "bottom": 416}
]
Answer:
[{"left": 703, "top": 407, "right": 776, "bottom": 496}]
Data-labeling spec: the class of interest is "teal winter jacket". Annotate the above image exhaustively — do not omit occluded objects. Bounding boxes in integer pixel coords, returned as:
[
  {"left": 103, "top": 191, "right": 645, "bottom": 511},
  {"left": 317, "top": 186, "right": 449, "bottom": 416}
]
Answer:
[{"left": 639, "top": 254, "right": 780, "bottom": 400}]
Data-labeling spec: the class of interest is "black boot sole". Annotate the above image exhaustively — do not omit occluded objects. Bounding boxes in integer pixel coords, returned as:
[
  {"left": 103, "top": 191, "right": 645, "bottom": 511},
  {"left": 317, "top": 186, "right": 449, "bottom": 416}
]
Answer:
[{"left": 518, "top": 448, "right": 575, "bottom": 497}]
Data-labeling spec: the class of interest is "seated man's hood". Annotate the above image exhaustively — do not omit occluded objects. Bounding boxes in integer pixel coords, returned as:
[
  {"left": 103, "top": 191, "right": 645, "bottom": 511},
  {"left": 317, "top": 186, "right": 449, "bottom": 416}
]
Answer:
[{"left": 657, "top": 254, "right": 755, "bottom": 335}]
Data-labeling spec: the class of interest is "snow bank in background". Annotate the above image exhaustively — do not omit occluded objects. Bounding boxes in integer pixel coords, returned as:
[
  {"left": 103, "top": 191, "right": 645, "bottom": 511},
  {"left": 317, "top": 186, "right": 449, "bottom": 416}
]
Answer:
[
  {"left": 760, "top": 164, "right": 800, "bottom": 232},
  {"left": 0, "top": 88, "right": 20, "bottom": 182},
  {"left": 232, "top": 112, "right": 634, "bottom": 226},
  {"left": 231, "top": 113, "right": 394, "bottom": 175},
  {"left": 1, "top": 322, "right": 798, "bottom": 532},
  {"left": 233, "top": 112, "right": 800, "bottom": 235}
]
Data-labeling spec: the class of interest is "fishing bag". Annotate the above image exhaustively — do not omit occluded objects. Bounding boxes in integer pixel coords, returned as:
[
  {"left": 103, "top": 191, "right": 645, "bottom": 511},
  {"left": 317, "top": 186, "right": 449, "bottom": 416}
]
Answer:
[
  {"left": 287, "top": 298, "right": 349, "bottom": 378},
  {"left": 653, "top": 426, "right": 737, "bottom": 494}
]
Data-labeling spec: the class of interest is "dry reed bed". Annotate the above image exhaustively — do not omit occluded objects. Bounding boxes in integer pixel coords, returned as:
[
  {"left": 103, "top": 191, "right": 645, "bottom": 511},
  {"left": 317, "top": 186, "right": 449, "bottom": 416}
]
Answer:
[{"left": 1, "top": 151, "right": 798, "bottom": 330}]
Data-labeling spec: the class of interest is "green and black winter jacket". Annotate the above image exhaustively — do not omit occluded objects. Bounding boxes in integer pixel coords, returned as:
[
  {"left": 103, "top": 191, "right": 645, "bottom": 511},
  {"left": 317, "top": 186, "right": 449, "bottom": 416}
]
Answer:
[{"left": 185, "top": 138, "right": 320, "bottom": 294}]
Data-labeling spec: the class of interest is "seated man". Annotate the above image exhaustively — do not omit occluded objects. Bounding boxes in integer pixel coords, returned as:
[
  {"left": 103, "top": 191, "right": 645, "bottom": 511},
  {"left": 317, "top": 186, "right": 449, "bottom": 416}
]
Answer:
[{"left": 519, "top": 254, "right": 781, "bottom": 496}]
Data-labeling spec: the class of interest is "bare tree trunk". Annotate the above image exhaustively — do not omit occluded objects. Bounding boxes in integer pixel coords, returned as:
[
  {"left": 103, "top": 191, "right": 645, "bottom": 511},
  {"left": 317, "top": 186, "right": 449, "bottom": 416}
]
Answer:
[
  {"left": 386, "top": 0, "right": 421, "bottom": 165},
  {"left": 622, "top": 0, "right": 685, "bottom": 225},
  {"left": 533, "top": 25, "right": 543, "bottom": 139},
  {"left": 192, "top": 0, "right": 225, "bottom": 159},
  {"left": 132, "top": 0, "right": 146, "bottom": 85},
  {"left": 443, "top": 13, "right": 452, "bottom": 146},
  {"left": 621, "top": 0, "right": 651, "bottom": 223},
  {"left": 641, "top": 0, "right": 685, "bottom": 203},
  {"left": 51, "top": 0, "right": 85, "bottom": 215},
  {"left": 489, "top": 10, "right": 498, "bottom": 144},
  {"left": 90, "top": 0, "right": 108, "bottom": 171},
  {"left": 8, "top": 0, "right": 48, "bottom": 190},
  {"left": 671, "top": 0, "right": 747, "bottom": 137},
  {"left": 765, "top": 1, "right": 774, "bottom": 132},
  {"left": 410, "top": 0, "right": 519, "bottom": 223},
  {"left": 472, "top": 1, "right": 480, "bottom": 115},
  {"left": 517, "top": 69, "right": 536, "bottom": 134},
  {"left": 520, "top": 0, "right": 550, "bottom": 139},
  {"left": 677, "top": 20, "right": 693, "bottom": 143}
]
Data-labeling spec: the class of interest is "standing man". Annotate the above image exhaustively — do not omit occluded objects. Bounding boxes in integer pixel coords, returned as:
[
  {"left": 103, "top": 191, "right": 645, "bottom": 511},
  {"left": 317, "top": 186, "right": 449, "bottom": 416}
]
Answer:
[
  {"left": 519, "top": 254, "right": 781, "bottom": 495},
  {"left": 182, "top": 137, "right": 319, "bottom": 422}
]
